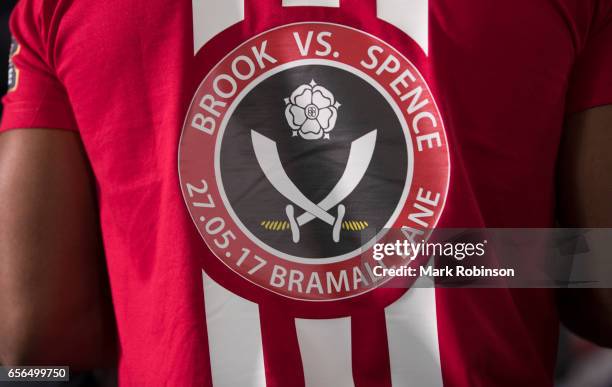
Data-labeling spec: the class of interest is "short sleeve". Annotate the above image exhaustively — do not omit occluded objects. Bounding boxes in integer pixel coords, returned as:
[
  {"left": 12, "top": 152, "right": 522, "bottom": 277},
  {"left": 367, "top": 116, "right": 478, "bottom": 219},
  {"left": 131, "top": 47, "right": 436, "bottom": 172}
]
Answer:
[
  {"left": 566, "top": 3, "right": 612, "bottom": 114},
  {"left": 0, "top": 0, "right": 77, "bottom": 132}
]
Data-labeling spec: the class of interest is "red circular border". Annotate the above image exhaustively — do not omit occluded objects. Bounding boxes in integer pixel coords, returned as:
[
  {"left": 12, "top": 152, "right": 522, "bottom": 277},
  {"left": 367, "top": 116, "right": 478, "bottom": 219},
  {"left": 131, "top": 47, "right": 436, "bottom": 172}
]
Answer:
[{"left": 179, "top": 22, "right": 449, "bottom": 302}]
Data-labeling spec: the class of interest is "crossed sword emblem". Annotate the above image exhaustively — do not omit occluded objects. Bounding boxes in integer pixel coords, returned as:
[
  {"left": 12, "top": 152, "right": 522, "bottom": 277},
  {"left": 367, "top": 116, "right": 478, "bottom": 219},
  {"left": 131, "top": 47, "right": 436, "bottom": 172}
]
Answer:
[{"left": 251, "top": 130, "right": 377, "bottom": 243}]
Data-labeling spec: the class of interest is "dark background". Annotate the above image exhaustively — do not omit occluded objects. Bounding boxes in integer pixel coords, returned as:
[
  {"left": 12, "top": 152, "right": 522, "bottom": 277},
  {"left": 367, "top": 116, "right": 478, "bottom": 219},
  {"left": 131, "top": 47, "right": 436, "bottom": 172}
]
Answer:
[{"left": 0, "top": 1, "right": 610, "bottom": 386}]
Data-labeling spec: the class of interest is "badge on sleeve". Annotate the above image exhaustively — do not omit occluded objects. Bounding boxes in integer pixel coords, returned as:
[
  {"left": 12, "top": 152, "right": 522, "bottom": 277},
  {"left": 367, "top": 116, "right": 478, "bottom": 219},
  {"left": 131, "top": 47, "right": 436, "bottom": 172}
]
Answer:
[{"left": 7, "top": 36, "right": 20, "bottom": 92}]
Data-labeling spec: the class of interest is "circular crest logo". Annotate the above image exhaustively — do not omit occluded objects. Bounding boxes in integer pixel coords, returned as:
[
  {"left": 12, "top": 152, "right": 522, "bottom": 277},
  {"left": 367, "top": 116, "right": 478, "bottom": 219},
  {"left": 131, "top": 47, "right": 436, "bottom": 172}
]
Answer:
[{"left": 179, "top": 22, "right": 450, "bottom": 302}]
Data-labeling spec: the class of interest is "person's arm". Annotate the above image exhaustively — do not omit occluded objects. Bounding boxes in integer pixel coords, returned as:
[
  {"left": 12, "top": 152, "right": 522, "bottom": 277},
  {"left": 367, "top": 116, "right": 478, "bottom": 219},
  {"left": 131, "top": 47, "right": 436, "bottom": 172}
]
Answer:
[
  {"left": 556, "top": 105, "right": 612, "bottom": 348},
  {"left": 0, "top": 129, "right": 117, "bottom": 367}
]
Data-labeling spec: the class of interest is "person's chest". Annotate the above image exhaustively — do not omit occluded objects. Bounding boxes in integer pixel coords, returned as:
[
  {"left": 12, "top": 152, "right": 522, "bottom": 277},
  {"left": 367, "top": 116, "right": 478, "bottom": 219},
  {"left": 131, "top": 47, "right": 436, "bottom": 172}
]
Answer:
[{"left": 53, "top": 0, "right": 594, "bottom": 227}]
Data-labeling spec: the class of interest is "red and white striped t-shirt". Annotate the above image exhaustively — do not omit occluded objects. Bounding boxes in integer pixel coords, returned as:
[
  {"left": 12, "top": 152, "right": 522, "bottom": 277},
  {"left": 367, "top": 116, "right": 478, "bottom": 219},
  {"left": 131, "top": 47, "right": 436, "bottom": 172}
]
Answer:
[{"left": 3, "top": 0, "right": 612, "bottom": 385}]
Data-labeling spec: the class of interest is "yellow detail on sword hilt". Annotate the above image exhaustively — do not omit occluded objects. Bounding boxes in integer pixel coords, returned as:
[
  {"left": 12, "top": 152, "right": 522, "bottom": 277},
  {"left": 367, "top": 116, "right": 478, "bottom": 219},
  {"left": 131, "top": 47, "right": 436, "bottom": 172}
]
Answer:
[
  {"left": 341, "top": 220, "right": 369, "bottom": 231},
  {"left": 260, "top": 220, "right": 291, "bottom": 231},
  {"left": 260, "top": 220, "right": 369, "bottom": 231}
]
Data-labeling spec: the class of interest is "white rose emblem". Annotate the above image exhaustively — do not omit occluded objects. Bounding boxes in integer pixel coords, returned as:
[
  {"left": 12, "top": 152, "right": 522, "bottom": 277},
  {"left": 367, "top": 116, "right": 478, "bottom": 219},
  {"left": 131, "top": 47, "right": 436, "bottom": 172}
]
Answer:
[{"left": 284, "top": 80, "right": 341, "bottom": 140}]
